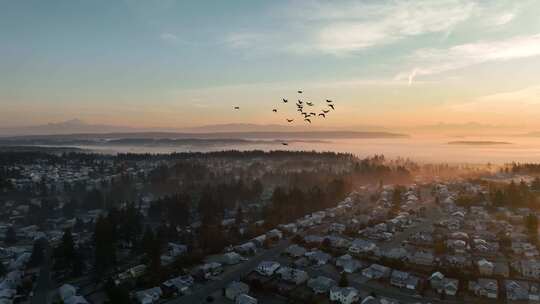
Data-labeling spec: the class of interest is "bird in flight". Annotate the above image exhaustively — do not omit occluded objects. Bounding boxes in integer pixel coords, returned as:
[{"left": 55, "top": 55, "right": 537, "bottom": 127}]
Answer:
[
  {"left": 306, "top": 102, "right": 314, "bottom": 107},
  {"left": 298, "top": 90, "right": 303, "bottom": 94},
  {"left": 282, "top": 142, "right": 289, "bottom": 146},
  {"left": 282, "top": 98, "right": 288, "bottom": 103},
  {"left": 322, "top": 109, "right": 330, "bottom": 114},
  {"left": 318, "top": 113, "right": 326, "bottom": 118},
  {"left": 304, "top": 118, "right": 311, "bottom": 123},
  {"left": 272, "top": 109, "right": 278, "bottom": 113},
  {"left": 328, "top": 104, "right": 335, "bottom": 110},
  {"left": 297, "top": 100, "right": 303, "bottom": 105},
  {"left": 286, "top": 119, "right": 294, "bottom": 123},
  {"left": 326, "top": 99, "right": 333, "bottom": 103},
  {"left": 234, "top": 106, "right": 240, "bottom": 110}
]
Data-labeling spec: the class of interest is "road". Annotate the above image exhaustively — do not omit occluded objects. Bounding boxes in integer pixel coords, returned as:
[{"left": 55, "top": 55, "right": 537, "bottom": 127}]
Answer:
[
  {"left": 168, "top": 239, "right": 291, "bottom": 304},
  {"left": 31, "top": 241, "right": 53, "bottom": 304}
]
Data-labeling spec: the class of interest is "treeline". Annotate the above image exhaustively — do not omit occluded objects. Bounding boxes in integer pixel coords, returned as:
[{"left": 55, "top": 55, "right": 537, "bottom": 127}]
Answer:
[
  {"left": 264, "top": 178, "right": 351, "bottom": 226},
  {"left": 509, "top": 163, "right": 540, "bottom": 175},
  {"left": 116, "top": 150, "right": 356, "bottom": 161},
  {"left": 489, "top": 180, "right": 537, "bottom": 208},
  {"left": 352, "top": 156, "right": 412, "bottom": 184}
]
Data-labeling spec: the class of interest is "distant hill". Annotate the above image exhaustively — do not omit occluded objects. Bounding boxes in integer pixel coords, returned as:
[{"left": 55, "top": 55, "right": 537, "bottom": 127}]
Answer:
[
  {"left": 0, "top": 131, "right": 408, "bottom": 147},
  {"left": 517, "top": 132, "right": 540, "bottom": 137},
  {"left": 0, "top": 120, "right": 391, "bottom": 137},
  {"left": 0, "top": 119, "right": 137, "bottom": 136},
  {"left": 448, "top": 141, "right": 512, "bottom": 145}
]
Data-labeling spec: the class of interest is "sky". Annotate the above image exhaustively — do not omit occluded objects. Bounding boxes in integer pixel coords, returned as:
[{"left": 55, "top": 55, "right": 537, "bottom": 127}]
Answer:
[{"left": 1, "top": 0, "right": 540, "bottom": 129}]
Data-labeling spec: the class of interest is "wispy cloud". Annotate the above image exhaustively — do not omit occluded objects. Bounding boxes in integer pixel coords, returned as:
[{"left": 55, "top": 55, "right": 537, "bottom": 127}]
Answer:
[
  {"left": 450, "top": 85, "right": 540, "bottom": 113},
  {"left": 223, "top": 0, "right": 523, "bottom": 58},
  {"left": 491, "top": 12, "right": 515, "bottom": 26},
  {"left": 397, "top": 34, "right": 540, "bottom": 84},
  {"left": 159, "top": 32, "right": 178, "bottom": 43},
  {"left": 313, "top": 0, "right": 476, "bottom": 54},
  {"left": 224, "top": 33, "right": 264, "bottom": 49}
]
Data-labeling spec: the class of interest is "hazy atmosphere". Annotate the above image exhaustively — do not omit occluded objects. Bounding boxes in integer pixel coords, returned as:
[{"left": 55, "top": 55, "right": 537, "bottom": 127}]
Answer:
[
  {"left": 5, "top": 2, "right": 540, "bottom": 304},
  {"left": 2, "top": 0, "right": 540, "bottom": 130}
]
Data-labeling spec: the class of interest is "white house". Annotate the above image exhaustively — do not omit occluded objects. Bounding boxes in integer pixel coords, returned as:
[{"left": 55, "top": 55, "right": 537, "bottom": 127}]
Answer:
[
  {"left": 59, "top": 284, "right": 77, "bottom": 302},
  {"left": 225, "top": 281, "right": 249, "bottom": 301},
  {"left": 256, "top": 261, "right": 280, "bottom": 276},
  {"left": 329, "top": 286, "right": 360, "bottom": 304},
  {"left": 135, "top": 287, "right": 162, "bottom": 304}
]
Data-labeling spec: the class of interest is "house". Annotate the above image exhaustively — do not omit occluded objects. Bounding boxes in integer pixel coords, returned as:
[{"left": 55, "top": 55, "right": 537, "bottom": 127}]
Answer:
[
  {"left": 236, "top": 294, "right": 258, "bottom": 304},
  {"left": 305, "top": 250, "right": 332, "bottom": 266},
  {"left": 390, "top": 271, "right": 420, "bottom": 290},
  {"left": 407, "top": 250, "right": 434, "bottom": 266},
  {"left": 441, "top": 278, "right": 459, "bottom": 296},
  {"left": 530, "top": 283, "right": 540, "bottom": 301},
  {"left": 1, "top": 271, "right": 22, "bottom": 289},
  {"left": 278, "top": 223, "right": 298, "bottom": 234},
  {"left": 381, "top": 247, "right": 407, "bottom": 260},
  {"left": 446, "top": 239, "right": 468, "bottom": 254},
  {"left": 65, "top": 296, "right": 89, "bottom": 304},
  {"left": 266, "top": 229, "right": 283, "bottom": 241},
  {"left": 193, "top": 262, "right": 223, "bottom": 280},
  {"left": 362, "top": 264, "right": 391, "bottom": 280},
  {"left": 294, "top": 257, "right": 310, "bottom": 268},
  {"left": 275, "top": 267, "right": 309, "bottom": 285},
  {"left": 167, "top": 242, "right": 187, "bottom": 257},
  {"left": 336, "top": 254, "right": 363, "bottom": 273},
  {"left": 162, "top": 275, "right": 193, "bottom": 295},
  {"left": 429, "top": 272, "right": 458, "bottom": 296},
  {"left": 469, "top": 279, "right": 498, "bottom": 299},
  {"left": 505, "top": 280, "right": 529, "bottom": 301},
  {"left": 445, "top": 255, "right": 470, "bottom": 268},
  {"left": 518, "top": 259, "right": 540, "bottom": 279},
  {"left": 307, "top": 276, "right": 336, "bottom": 294},
  {"left": 349, "top": 239, "right": 377, "bottom": 255},
  {"left": 135, "top": 287, "right": 162, "bottom": 304},
  {"left": 256, "top": 261, "right": 280, "bottom": 276},
  {"left": 390, "top": 271, "right": 409, "bottom": 288},
  {"left": 252, "top": 235, "right": 267, "bottom": 248},
  {"left": 329, "top": 223, "right": 346, "bottom": 234},
  {"left": 225, "top": 281, "right": 249, "bottom": 301},
  {"left": 360, "top": 296, "right": 399, "bottom": 304},
  {"left": 477, "top": 259, "right": 494, "bottom": 276},
  {"left": 59, "top": 284, "right": 77, "bottom": 302},
  {"left": 235, "top": 242, "right": 257, "bottom": 255},
  {"left": 304, "top": 235, "right": 324, "bottom": 246},
  {"left": 326, "top": 235, "right": 350, "bottom": 249},
  {"left": 329, "top": 286, "right": 360, "bottom": 304},
  {"left": 285, "top": 244, "right": 306, "bottom": 258},
  {"left": 219, "top": 252, "right": 242, "bottom": 265}
]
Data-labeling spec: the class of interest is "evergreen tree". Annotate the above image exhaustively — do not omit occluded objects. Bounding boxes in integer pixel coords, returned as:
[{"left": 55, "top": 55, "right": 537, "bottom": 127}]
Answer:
[
  {"left": 532, "top": 177, "right": 540, "bottom": 191},
  {"left": 28, "top": 239, "right": 46, "bottom": 268},
  {"left": 94, "top": 215, "right": 117, "bottom": 276},
  {"left": 4, "top": 226, "right": 17, "bottom": 245},
  {"left": 339, "top": 272, "right": 349, "bottom": 287}
]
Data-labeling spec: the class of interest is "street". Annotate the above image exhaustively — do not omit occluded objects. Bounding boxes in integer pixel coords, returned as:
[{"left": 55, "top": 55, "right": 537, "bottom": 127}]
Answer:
[{"left": 168, "top": 240, "right": 291, "bottom": 304}]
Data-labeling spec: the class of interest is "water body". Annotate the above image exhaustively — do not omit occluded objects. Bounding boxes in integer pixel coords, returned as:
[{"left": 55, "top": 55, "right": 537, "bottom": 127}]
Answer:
[{"left": 72, "top": 135, "right": 540, "bottom": 164}]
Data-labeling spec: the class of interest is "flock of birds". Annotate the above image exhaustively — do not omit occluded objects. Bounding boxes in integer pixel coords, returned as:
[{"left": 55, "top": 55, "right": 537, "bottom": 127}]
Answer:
[{"left": 233, "top": 90, "right": 336, "bottom": 146}]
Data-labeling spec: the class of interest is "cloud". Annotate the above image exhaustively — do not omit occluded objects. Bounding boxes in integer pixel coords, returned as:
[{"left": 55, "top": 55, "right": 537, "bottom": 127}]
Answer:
[
  {"left": 451, "top": 85, "right": 540, "bottom": 113},
  {"left": 313, "top": 0, "right": 476, "bottom": 54},
  {"left": 224, "top": 0, "right": 523, "bottom": 57},
  {"left": 224, "top": 33, "right": 265, "bottom": 49},
  {"left": 491, "top": 12, "right": 515, "bottom": 26},
  {"left": 159, "top": 32, "right": 178, "bottom": 43},
  {"left": 396, "top": 34, "right": 540, "bottom": 83}
]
